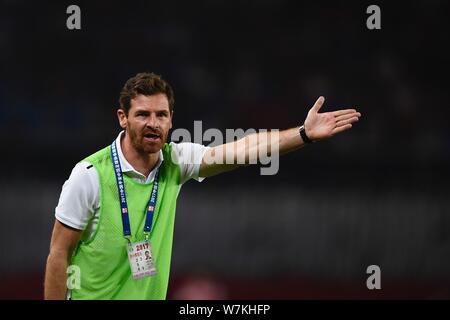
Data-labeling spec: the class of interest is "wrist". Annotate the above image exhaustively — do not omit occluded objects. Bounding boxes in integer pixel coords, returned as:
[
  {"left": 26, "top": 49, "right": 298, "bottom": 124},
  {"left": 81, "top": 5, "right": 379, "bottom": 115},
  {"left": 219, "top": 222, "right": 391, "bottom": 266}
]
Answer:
[{"left": 299, "top": 124, "right": 314, "bottom": 144}]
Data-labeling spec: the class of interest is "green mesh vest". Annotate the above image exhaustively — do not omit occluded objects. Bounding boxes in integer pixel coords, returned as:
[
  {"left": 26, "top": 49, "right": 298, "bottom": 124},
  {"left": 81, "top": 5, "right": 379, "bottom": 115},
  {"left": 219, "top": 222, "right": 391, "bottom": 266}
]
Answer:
[{"left": 70, "top": 143, "right": 181, "bottom": 300}]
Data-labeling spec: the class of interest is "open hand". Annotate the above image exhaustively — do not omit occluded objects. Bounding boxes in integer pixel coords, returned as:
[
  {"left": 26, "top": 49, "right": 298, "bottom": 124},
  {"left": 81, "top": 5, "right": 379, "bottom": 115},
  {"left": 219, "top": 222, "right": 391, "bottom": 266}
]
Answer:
[{"left": 304, "top": 96, "right": 361, "bottom": 141}]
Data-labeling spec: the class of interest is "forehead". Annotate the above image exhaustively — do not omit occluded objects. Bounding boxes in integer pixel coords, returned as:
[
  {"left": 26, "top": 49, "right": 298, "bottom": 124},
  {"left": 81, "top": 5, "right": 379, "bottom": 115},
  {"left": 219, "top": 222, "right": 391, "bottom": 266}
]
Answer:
[{"left": 129, "top": 93, "right": 170, "bottom": 112}]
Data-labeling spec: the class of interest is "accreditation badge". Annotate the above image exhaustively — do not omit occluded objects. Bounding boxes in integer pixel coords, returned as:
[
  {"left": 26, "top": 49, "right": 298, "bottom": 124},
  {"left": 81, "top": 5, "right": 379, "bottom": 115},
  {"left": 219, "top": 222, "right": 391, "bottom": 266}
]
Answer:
[{"left": 127, "top": 239, "right": 157, "bottom": 280}]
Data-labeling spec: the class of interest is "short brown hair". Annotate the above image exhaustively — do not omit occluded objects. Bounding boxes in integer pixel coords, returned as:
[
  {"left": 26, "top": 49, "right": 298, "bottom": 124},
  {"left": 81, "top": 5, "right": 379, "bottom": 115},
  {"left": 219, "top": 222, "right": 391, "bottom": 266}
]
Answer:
[{"left": 119, "top": 72, "right": 175, "bottom": 115}]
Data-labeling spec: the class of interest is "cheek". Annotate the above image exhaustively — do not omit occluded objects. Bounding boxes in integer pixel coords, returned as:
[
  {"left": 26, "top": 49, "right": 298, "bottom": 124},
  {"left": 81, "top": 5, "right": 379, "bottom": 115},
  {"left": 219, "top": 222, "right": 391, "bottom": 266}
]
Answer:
[
  {"left": 163, "top": 124, "right": 171, "bottom": 136},
  {"left": 165, "top": 119, "right": 173, "bottom": 130},
  {"left": 128, "top": 120, "right": 143, "bottom": 132}
]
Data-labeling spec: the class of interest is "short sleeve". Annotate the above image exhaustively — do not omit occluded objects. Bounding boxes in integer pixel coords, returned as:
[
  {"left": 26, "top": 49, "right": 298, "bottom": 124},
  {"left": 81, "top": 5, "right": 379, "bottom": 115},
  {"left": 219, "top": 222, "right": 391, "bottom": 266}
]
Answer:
[
  {"left": 55, "top": 161, "right": 100, "bottom": 230},
  {"left": 170, "top": 142, "right": 210, "bottom": 184}
]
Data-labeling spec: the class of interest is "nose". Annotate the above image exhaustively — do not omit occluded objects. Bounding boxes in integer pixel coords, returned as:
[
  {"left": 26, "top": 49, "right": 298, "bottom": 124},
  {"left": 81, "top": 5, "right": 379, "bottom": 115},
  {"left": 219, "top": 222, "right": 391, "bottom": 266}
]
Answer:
[{"left": 146, "top": 113, "right": 159, "bottom": 129}]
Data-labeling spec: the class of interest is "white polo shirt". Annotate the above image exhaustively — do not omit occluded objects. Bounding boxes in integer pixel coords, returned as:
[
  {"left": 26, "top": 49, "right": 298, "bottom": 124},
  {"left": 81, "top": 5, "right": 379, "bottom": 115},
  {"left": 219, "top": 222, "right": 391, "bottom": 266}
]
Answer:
[{"left": 55, "top": 131, "right": 209, "bottom": 241}]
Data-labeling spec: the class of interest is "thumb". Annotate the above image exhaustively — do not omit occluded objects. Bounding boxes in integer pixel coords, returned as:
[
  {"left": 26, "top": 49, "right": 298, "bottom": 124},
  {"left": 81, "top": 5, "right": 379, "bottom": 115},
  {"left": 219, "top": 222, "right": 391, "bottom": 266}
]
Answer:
[{"left": 311, "top": 96, "right": 325, "bottom": 113}]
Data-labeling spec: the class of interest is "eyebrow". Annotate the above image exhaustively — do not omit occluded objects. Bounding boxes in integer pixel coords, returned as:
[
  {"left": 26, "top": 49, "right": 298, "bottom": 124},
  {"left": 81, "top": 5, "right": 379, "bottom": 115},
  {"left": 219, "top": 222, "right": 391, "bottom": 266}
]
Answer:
[
  {"left": 134, "top": 109, "right": 149, "bottom": 114},
  {"left": 134, "top": 109, "right": 169, "bottom": 114}
]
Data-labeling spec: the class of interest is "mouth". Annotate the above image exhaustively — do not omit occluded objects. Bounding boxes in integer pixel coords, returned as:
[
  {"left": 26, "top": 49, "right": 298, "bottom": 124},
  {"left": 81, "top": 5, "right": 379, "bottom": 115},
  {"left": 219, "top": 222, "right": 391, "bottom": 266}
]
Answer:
[{"left": 143, "top": 132, "right": 161, "bottom": 142}]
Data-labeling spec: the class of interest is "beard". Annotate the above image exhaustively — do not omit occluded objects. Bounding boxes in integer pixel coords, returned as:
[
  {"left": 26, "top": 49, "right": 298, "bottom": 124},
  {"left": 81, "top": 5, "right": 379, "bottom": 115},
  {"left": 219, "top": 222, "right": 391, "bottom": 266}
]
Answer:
[{"left": 127, "top": 124, "right": 167, "bottom": 155}]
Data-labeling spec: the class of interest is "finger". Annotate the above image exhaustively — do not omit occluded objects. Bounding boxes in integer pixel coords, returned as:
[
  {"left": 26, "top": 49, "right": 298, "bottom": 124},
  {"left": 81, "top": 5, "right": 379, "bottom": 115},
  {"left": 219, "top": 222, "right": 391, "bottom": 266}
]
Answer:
[
  {"left": 332, "top": 123, "right": 352, "bottom": 135},
  {"left": 311, "top": 96, "right": 325, "bottom": 112},
  {"left": 335, "top": 112, "right": 361, "bottom": 122},
  {"left": 332, "top": 109, "right": 358, "bottom": 117},
  {"left": 336, "top": 117, "right": 359, "bottom": 127}
]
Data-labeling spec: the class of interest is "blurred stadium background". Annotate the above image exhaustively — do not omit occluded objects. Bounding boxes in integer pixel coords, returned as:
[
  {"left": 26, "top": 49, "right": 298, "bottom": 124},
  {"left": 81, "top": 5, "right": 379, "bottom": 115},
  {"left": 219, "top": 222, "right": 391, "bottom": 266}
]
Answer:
[{"left": 0, "top": 0, "right": 449, "bottom": 299}]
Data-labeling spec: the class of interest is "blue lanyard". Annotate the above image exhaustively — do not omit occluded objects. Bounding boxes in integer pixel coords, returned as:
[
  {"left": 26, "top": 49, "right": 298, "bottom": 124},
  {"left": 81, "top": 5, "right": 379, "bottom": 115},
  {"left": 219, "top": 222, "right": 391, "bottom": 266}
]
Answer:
[{"left": 111, "top": 141, "right": 160, "bottom": 240}]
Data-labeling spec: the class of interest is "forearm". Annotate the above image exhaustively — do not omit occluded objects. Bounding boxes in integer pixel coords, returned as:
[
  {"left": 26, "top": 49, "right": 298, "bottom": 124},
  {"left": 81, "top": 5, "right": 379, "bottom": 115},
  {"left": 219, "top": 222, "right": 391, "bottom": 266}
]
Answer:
[
  {"left": 44, "top": 251, "right": 69, "bottom": 300},
  {"left": 201, "top": 127, "right": 304, "bottom": 177},
  {"left": 230, "top": 126, "right": 305, "bottom": 160},
  {"left": 278, "top": 126, "right": 306, "bottom": 155}
]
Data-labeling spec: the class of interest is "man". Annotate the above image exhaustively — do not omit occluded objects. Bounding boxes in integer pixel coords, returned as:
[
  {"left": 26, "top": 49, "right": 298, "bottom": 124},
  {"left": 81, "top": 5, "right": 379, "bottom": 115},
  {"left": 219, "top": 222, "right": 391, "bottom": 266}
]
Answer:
[{"left": 44, "top": 72, "right": 361, "bottom": 299}]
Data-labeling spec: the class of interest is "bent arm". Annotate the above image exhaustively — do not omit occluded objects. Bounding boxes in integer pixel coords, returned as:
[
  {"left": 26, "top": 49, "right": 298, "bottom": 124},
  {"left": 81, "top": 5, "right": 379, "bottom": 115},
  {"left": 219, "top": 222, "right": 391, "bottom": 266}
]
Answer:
[
  {"left": 44, "top": 220, "right": 82, "bottom": 300},
  {"left": 199, "top": 96, "right": 361, "bottom": 178}
]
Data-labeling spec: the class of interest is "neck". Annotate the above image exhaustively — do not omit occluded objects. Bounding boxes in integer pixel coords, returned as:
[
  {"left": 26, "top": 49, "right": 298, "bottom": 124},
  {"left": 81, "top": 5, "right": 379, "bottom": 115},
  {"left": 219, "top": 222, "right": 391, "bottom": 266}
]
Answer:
[{"left": 121, "top": 133, "right": 160, "bottom": 177}]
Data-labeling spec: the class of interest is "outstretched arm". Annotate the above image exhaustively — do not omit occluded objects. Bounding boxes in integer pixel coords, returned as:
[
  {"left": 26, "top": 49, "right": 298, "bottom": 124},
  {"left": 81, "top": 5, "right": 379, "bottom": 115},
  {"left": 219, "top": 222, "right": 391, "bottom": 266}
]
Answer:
[{"left": 199, "top": 96, "right": 361, "bottom": 178}]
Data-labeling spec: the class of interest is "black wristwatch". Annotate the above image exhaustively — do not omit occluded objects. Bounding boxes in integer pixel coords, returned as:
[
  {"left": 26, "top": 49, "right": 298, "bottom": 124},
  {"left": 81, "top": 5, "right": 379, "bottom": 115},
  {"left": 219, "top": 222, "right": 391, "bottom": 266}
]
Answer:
[{"left": 299, "top": 124, "right": 313, "bottom": 144}]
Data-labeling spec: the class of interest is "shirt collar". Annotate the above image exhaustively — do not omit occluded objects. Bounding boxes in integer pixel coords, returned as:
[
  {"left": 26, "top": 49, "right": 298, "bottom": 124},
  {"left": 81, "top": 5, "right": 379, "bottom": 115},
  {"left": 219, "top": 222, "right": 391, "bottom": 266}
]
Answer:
[{"left": 115, "top": 130, "right": 164, "bottom": 179}]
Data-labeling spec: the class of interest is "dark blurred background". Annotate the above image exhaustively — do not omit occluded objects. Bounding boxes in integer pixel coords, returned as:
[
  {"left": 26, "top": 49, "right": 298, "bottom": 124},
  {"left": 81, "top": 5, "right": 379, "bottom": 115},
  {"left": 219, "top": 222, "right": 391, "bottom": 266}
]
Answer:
[{"left": 1, "top": 0, "right": 449, "bottom": 299}]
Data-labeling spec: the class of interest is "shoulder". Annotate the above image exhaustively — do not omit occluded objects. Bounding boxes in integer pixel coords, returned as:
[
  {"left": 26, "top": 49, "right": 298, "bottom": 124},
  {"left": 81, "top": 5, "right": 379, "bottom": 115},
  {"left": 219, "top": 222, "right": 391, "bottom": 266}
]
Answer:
[
  {"left": 67, "top": 161, "right": 100, "bottom": 192},
  {"left": 169, "top": 142, "right": 210, "bottom": 163},
  {"left": 55, "top": 161, "right": 100, "bottom": 230},
  {"left": 168, "top": 142, "right": 210, "bottom": 184},
  {"left": 83, "top": 145, "right": 111, "bottom": 166}
]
